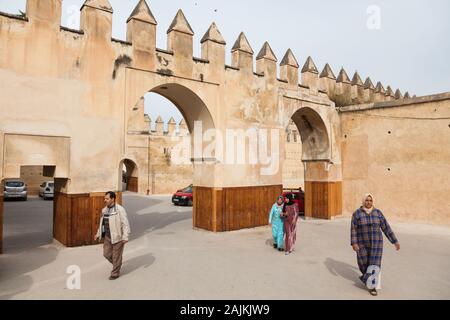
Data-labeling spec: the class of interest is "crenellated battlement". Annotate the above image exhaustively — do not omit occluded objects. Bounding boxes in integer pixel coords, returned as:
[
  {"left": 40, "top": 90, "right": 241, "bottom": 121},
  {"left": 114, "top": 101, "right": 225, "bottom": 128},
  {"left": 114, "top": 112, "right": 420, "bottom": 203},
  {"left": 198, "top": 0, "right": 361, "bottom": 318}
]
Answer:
[
  {"left": 1, "top": 0, "right": 448, "bottom": 248},
  {"left": 0, "top": 0, "right": 412, "bottom": 109},
  {"left": 145, "top": 115, "right": 189, "bottom": 137}
]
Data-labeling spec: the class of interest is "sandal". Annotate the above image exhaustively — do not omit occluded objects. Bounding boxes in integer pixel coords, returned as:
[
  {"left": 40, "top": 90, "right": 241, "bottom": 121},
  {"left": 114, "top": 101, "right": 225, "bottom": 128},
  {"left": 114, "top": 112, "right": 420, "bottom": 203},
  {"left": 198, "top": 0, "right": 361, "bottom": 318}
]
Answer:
[{"left": 369, "top": 289, "right": 378, "bottom": 296}]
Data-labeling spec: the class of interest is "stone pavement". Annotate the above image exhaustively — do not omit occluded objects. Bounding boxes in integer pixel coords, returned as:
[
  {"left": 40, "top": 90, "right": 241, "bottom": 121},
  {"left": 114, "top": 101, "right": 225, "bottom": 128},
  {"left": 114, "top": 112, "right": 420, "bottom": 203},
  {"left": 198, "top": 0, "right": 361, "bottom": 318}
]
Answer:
[{"left": 1, "top": 194, "right": 449, "bottom": 300}]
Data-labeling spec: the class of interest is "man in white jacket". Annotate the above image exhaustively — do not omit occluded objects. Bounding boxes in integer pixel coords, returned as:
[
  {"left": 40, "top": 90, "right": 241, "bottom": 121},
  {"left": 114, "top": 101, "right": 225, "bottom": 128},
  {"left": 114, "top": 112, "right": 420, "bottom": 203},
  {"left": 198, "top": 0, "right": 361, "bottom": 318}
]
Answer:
[{"left": 94, "top": 191, "right": 131, "bottom": 280}]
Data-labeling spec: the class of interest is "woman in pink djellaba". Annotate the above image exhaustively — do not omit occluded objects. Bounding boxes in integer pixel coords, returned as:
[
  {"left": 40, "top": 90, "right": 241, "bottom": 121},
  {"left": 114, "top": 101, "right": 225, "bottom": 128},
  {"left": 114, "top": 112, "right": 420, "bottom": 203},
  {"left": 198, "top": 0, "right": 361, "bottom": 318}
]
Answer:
[{"left": 282, "top": 193, "right": 299, "bottom": 255}]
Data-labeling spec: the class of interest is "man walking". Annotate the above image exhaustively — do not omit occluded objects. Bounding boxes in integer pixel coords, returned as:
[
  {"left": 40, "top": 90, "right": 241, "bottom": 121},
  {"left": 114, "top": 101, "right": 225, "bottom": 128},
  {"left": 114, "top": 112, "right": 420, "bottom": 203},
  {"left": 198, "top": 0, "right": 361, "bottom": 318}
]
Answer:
[{"left": 95, "top": 191, "right": 131, "bottom": 280}]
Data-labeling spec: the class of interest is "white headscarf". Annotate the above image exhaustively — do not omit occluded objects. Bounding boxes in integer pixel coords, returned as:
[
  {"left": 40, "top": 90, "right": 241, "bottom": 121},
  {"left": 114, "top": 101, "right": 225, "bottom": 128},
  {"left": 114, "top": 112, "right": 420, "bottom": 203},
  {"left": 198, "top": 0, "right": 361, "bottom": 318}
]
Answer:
[{"left": 361, "top": 193, "right": 374, "bottom": 214}]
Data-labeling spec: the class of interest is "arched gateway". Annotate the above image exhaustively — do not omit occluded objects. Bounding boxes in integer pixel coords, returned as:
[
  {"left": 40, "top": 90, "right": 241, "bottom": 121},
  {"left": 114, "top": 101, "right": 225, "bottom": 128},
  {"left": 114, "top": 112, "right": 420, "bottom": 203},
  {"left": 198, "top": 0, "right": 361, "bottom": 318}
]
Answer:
[{"left": 1, "top": 0, "right": 378, "bottom": 250}]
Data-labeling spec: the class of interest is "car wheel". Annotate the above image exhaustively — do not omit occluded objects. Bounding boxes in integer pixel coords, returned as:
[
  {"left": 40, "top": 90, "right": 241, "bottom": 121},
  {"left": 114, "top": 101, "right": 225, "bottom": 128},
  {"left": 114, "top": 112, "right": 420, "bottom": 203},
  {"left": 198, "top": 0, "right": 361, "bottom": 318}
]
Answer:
[
  {"left": 43, "top": 196, "right": 47, "bottom": 200},
  {"left": 188, "top": 199, "right": 193, "bottom": 207}
]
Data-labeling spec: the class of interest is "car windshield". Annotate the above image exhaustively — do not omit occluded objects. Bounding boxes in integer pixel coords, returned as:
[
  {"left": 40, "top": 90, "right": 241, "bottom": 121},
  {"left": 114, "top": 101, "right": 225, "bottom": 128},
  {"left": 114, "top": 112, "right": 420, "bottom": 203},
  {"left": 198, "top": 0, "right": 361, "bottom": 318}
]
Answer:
[
  {"left": 6, "top": 181, "right": 24, "bottom": 187},
  {"left": 49, "top": 183, "right": 54, "bottom": 187},
  {"left": 182, "top": 186, "right": 193, "bottom": 193}
]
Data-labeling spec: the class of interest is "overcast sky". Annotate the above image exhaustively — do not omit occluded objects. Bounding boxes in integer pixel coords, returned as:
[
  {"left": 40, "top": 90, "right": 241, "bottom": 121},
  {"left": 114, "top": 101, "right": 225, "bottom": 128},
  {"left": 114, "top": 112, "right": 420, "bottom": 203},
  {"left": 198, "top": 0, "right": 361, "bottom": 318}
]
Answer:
[{"left": 1, "top": 0, "right": 449, "bottom": 128}]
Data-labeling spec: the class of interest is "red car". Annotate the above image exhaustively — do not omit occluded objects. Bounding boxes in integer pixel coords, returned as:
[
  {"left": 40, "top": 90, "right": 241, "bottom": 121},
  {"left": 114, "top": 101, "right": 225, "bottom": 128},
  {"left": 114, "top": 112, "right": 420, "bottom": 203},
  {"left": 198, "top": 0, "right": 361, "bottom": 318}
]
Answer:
[
  {"left": 172, "top": 185, "right": 193, "bottom": 206},
  {"left": 282, "top": 189, "right": 305, "bottom": 215}
]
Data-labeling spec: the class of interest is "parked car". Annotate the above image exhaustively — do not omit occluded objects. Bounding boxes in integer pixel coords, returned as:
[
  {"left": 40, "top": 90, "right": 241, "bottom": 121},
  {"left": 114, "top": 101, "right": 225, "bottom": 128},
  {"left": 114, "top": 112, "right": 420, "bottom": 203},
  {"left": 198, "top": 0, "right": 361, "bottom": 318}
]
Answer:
[
  {"left": 3, "top": 179, "right": 28, "bottom": 201},
  {"left": 282, "top": 188, "right": 305, "bottom": 215},
  {"left": 172, "top": 184, "right": 193, "bottom": 206},
  {"left": 39, "top": 181, "right": 54, "bottom": 200}
]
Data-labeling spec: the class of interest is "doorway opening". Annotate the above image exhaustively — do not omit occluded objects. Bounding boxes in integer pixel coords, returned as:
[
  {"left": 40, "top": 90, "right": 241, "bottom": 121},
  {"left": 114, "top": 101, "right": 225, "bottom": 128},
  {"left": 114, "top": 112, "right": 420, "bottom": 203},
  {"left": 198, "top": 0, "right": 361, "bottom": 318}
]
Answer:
[
  {"left": 2, "top": 165, "right": 55, "bottom": 253},
  {"left": 282, "top": 120, "right": 305, "bottom": 215},
  {"left": 284, "top": 106, "right": 339, "bottom": 219},
  {"left": 143, "top": 91, "right": 193, "bottom": 196},
  {"left": 121, "top": 159, "right": 139, "bottom": 193}
]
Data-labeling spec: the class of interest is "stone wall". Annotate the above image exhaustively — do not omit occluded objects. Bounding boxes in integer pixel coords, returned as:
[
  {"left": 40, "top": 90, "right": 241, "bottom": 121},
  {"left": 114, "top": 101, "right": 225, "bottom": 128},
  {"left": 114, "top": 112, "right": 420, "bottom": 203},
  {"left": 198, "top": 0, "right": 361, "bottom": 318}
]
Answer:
[
  {"left": 143, "top": 116, "right": 305, "bottom": 194},
  {"left": 145, "top": 117, "right": 193, "bottom": 194},
  {"left": 282, "top": 120, "right": 304, "bottom": 189},
  {"left": 339, "top": 93, "right": 450, "bottom": 225},
  {"left": 3, "top": 111, "right": 306, "bottom": 196},
  {"left": 1, "top": 0, "right": 447, "bottom": 247},
  {"left": 20, "top": 166, "right": 51, "bottom": 196}
]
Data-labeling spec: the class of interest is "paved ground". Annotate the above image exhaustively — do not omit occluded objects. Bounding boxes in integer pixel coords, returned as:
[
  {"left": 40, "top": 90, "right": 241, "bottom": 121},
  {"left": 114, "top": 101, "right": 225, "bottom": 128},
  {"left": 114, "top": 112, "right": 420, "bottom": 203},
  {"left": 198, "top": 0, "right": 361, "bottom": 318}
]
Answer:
[{"left": 1, "top": 193, "right": 449, "bottom": 300}]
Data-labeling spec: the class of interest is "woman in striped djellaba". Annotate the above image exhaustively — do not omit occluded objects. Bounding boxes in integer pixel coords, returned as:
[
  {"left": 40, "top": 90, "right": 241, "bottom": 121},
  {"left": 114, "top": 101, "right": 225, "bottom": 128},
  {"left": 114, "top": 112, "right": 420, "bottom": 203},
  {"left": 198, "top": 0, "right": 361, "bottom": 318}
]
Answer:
[{"left": 350, "top": 194, "right": 400, "bottom": 296}]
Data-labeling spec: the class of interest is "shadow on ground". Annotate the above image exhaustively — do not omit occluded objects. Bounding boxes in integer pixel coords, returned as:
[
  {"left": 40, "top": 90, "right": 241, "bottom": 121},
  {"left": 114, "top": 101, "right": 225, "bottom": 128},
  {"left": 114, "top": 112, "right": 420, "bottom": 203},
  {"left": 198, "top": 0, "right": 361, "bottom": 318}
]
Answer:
[
  {"left": 0, "top": 246, "right": 59, "bottom": 299},
  {"left": 265, "top": 238, "right": 274, "bottom": 247},
  {"left": 324, "top": 257, "right": 366, "bottom": 289},
  {"left": 121, "top": 253, "right": 156, "bottom": 277},
  {"left": 3, "top": 198, "right": 53, "bottom": 254},
  {"left": 3, "top": 232, "right": 53, "bottom": 254},
  {"left": 122, "top": 194, "right": 193, "bottom": 241}
]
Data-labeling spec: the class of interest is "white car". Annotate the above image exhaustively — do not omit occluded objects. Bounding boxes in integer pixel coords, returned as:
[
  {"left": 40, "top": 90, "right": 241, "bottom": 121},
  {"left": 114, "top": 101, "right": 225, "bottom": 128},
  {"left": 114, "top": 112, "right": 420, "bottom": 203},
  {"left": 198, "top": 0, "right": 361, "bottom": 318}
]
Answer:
[{"left": 39, "top": 181, "right": 54, "bottom": 200}]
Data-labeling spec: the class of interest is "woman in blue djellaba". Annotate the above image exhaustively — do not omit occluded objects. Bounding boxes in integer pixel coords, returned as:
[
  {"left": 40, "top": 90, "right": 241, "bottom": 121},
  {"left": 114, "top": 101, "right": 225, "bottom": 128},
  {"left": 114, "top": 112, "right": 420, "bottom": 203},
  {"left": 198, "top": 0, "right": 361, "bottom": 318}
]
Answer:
[
  {"left": 351, "top": 193, "right": 401, "bottom": 296},
  {"left": 269, "top": 195, "right": 285, "bottom": 252}
]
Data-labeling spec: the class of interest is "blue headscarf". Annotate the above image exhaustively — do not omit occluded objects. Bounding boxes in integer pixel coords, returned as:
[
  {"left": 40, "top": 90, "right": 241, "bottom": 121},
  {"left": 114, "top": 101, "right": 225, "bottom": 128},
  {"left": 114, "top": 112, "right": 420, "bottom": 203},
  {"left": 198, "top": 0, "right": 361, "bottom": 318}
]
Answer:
[{"left": 275, "top": 195, "right": 284, "bottom": 206}]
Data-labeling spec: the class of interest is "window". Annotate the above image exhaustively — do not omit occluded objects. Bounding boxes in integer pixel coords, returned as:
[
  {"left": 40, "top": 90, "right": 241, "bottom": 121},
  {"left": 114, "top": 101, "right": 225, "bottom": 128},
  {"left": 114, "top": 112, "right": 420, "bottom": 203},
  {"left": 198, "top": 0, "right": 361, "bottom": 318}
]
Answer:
[{"left": 6, "top": 181, "right": 24, "bottom": 187}]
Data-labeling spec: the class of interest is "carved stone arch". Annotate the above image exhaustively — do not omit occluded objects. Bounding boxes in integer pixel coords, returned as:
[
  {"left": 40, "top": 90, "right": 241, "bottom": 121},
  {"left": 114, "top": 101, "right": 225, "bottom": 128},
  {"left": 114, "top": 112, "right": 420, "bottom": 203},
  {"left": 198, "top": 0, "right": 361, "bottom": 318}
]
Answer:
[
  {"left": 291, "top": 106, "right": 331, "bottom": 161},
  {"left": 284, "top": 104, "right": 343, "bottom": 220}
]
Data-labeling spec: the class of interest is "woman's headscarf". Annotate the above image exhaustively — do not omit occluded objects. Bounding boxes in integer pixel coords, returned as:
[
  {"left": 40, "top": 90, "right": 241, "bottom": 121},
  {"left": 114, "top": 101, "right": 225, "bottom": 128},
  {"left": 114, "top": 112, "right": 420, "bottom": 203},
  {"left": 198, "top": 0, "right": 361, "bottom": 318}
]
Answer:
[
  {"left": 361, "top": 193, "right": 374, "bottom": 214},
  {"left": 275, "top": 195, "right": 284, "bottom": 207},
  {"left": 283, "top": 193, "right": 295, "bottom": 213}
]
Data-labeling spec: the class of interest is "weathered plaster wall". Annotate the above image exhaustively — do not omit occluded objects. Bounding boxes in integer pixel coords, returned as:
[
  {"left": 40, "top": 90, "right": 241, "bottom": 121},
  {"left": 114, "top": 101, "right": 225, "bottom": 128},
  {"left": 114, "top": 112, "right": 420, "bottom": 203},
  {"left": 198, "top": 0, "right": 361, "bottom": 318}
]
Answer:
[
  {"left": 19, "top": 166, "right": 50, "bottom": 196},
  {"left": 282, "top": 121, "right": 304, "bottom": 189},
  {"left": 0, "top": 2, "right": 340, "bottom": 195},
  {"left": 340, "top": 94, "right": 450, "bottom": 225},
  {"left": 0, "top": 7, "right": 131, "bottom": 194}
]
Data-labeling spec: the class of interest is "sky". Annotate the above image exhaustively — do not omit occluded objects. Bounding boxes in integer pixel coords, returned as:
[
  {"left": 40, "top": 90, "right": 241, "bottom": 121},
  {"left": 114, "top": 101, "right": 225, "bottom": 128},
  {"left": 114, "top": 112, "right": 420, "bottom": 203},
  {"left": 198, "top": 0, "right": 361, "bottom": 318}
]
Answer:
[{"left": 1, "top": 0, "right": 449, "bottom": 129}]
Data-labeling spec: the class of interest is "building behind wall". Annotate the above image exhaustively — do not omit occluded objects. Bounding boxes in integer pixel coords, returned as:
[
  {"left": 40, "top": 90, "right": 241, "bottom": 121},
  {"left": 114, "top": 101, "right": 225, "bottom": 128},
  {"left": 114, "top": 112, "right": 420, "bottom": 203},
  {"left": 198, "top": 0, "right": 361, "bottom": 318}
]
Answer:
[
  {"left": 19, "top": 166, "right": 51, "bottom": 196},
  {"left": 141, "top": 116, "right": 306, "bottom": 194},
  {"left": 283, "top": 120, "right": 305, "bottom": 189},
  {"left": 145, "top": 116, "right": 193, "bottom": 194}
]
